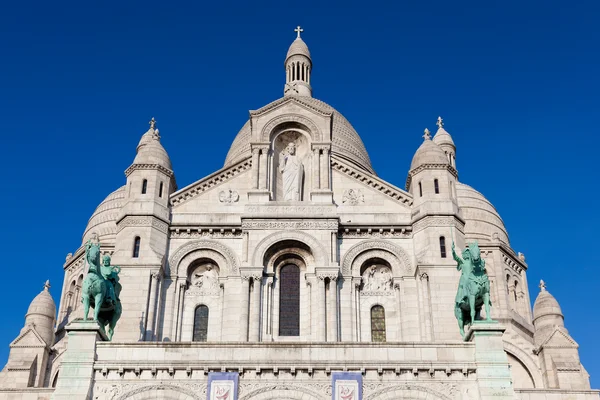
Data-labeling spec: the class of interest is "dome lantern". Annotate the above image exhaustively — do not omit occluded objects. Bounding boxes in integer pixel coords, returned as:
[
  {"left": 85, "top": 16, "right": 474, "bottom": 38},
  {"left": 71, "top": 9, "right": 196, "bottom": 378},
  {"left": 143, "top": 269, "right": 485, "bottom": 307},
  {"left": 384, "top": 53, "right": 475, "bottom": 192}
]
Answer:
[{"left": 284, "top": 26, "right": 312, "bottom": 97}]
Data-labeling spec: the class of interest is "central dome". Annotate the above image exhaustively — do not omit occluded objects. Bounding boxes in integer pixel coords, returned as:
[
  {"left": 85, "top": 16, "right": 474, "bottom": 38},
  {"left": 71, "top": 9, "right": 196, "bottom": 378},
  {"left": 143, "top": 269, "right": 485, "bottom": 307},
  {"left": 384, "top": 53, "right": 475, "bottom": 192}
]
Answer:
[{"left": 224, "top": 96, "right": 375, "bottom": 174}]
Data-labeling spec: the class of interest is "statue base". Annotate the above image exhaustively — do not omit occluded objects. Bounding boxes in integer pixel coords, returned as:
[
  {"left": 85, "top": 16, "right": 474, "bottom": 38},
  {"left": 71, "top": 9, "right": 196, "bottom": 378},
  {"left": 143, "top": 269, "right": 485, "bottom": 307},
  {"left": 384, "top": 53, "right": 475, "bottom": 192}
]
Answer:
[
  {"left": 465, "top": 321, "right": 515, "bottom": 400},
  {"left": 247, "top": 190, "right": 271, "bottom": 203},
  {"left": 310, "top": 190, "right": 333, "bottom": 203},
  {"left": 51, "top": 319, "right": 107, "bottom": 400}
]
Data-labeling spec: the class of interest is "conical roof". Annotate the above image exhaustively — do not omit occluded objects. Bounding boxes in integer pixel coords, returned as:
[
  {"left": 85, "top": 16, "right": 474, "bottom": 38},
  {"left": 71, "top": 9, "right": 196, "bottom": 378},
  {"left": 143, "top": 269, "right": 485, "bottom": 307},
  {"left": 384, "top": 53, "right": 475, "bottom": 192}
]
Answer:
[
  {"left": 410, "top": 131, "right": 449, "bottom": 171},
  {"left": 286, "top": 38, "right": 311, "bottom": 63},
  {"left": 134, "top": 127, "right": 172, "bottom": 170},
  {"left": 533, "top": 280, "right": 563, "bottom": 323},
  {"left": 26, "top": 281, "right": 56, "bottom": 321}
]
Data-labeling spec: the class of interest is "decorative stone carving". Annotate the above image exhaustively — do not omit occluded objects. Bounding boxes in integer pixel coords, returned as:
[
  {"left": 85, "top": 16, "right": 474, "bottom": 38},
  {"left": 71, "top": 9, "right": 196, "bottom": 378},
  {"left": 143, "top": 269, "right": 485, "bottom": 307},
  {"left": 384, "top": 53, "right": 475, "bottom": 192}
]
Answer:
[
  {"left": 187, "top": 263, "right": 220, "bottom": 296},
  {"left": 341, "top": 240, "right": 412, "bottom": 276},
  {"left": 242, "top": 220, "right": 337, "bottom": 230},
  {"left": 338, "top": 228, "right": 409, "bottom": 238},
  {"left": 171, "top": 159, "right": 252, "bottom": 207},
  {"left": 342, "top": 189, "right": 364, "bottom": 205},
  {"left": 412, "top": 216, "right": 464, "bottom": 234},
  {"left": 331, "top": 158, "right": 412, "bottom": 206},
  {"left": 362, "top": 382, "right": 457, "bottom": 400},
  {"left": 117, "top": 216, "right": 169, "bottom": 234},
  {"left": 239, "top": 381, "right": 330, "bottom": 400},
  {"left": 279, "top": 142, "right": 304, "bottom": 201},
  {"left": 170, "top": 228, "right": 242, "bottom": 239},
  {"left": 361, "top": 264, "right": 392, "bottom": 295},
  {"left": 219, "top": 189, "right": 239, "bottom": 204},
  {"left": 169, "top": 240, "right": 240, "bottom": 276},
  {"left": 99, "top": 382, "right": 205, "bottom": 400}
]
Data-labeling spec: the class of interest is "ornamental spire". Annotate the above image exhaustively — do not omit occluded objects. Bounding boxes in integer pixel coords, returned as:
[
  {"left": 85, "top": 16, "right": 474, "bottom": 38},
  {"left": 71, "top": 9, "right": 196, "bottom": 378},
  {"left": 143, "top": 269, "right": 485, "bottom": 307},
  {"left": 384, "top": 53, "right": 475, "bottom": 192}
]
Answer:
[
  {"left": 284, "top": 27, "right": 312, "bottom": 97},
  {"left": 539, "top": 279, "right": 547, "bottom": 292},
  {"left": 436, "top": 116, "right": 444, "bottom": 130},
  {"left": 149, "top": 117, "right": 157, "bottom": 130},
  {"left": 423, "top": 128, "right": 431, "bottom": 141},
  {"left": 294, "top": 25, "right": 303, "bottom": 38},
  {"left": 44, "top": 280, "right": 50, "bottom": 292}
]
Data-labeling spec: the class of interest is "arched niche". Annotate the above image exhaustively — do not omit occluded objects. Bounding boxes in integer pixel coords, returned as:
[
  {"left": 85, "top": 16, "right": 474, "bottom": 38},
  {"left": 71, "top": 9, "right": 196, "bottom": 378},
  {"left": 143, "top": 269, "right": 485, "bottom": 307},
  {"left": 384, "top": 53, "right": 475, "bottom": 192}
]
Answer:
[
  {"left": 253, "top": 231, "right": 328, "bottom": 268},
  {"left": 341, "top": 240, "right": 413, "bottom": 277},
  {"left": 271, "top": 128, "right": 311, "bottom": 201},
  {"left": 260, "top": 113, "right": 322, "bottom": 143},
  {"left": 240, "top": 385, "right": 323, "bottom": 400},
  {"left": 169, "top": 240, "right": 240, "bottom": 277},
  {"left": 115, "top": 384, "right": 199, "bottom": 400},
  {"left": 503, "top": 340, "right": 544, "bottom": 388}
]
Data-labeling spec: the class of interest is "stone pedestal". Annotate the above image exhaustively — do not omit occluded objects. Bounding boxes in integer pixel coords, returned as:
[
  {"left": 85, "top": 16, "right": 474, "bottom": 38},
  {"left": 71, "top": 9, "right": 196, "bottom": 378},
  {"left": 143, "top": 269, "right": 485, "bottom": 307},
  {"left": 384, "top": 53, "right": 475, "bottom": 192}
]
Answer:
[
  {"left": 465, "top": 321, "right": 515, "bottom": 400},
  {"left": 310, "top": 190, "right": 333, "bottom": 203},
  {"left": 51, "top": 320, "right": 107, "bottom": 400}
]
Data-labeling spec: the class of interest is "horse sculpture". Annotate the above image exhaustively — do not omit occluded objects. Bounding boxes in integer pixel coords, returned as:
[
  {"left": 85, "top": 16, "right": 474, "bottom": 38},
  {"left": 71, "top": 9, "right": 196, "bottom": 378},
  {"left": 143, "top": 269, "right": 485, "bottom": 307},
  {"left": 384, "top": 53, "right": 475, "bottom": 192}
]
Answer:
[
  {"left": 82, "top": 234, "right": 122, "bottom": 340},
  {"left": 453, "top": 241, "right": 492, "bottom": 338}
]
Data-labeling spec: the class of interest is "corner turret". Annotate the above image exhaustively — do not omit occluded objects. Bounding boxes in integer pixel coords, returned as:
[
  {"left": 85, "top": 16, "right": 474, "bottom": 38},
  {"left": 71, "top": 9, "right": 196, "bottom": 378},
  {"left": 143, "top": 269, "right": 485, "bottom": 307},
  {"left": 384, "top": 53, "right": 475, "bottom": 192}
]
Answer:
[
  {"left": 0, "top": 281, "right": 56, "bottom": 388},
  {"left": 533, "top": 280, "right": 590, "bottom": 389},
  {"left": 432, "top": 116, "right": 457, "bottom": 169}
]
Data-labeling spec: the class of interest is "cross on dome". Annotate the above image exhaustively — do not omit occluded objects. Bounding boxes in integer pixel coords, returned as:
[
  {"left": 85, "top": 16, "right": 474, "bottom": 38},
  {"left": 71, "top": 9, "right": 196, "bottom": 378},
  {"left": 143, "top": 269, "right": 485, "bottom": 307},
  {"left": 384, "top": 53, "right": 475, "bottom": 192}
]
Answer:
[
  {"left": 149, "top": 117, "right": 157, "bottom": 130},
  {"left": 44, "top": 280, "right": 51, "bottom": 291},
  {"left": 436, "top": 116, "right": 444, "bottom": 129},
  {"left": 539, "top": 280, "right": 547, "bottom": 292},
  {"left": 423, "top": 128, "right": 431, "bottom": 141},
  {"left": 294, "top": 26, "right": 303, "bottom": 38}
]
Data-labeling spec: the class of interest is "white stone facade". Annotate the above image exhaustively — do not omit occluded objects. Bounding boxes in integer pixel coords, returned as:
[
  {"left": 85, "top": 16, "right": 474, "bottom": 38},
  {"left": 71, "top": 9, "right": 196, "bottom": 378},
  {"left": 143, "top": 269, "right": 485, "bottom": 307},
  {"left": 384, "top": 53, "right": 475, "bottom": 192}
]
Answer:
[{"left": 0, "top": 31, "right": 597, "bottom": 400}]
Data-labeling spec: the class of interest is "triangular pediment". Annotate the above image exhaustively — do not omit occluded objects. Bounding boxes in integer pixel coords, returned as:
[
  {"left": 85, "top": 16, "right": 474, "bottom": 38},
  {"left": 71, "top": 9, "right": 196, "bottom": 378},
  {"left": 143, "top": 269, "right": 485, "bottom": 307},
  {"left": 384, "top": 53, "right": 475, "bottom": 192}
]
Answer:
[
  {"left": 250, "top": 96, "right": 333, "bottom": 118},
  {"left": 170, "top": 157, "right": 252, "bottom": 209},
  {"left": 540, "top": 328, "right": 578, "bottom": 349},
  {"left": 10, "top": 327, "right": 47, "bottom": 348},
  {"left": 332, "top": 156, "right": 413, "bottom": 208}
]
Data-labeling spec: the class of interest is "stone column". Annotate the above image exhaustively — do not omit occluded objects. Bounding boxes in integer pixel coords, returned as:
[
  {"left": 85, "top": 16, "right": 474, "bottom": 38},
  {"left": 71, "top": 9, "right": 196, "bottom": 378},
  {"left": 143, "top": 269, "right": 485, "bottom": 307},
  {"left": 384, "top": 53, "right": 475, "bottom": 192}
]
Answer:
[
  {"left": 51, "top": 320, "right": 107, "bottom": 400},
  {"left": 320, "top": 147, "right": 328, "bottom": 189},
  {"left": 239, "top": 276, "right": 251, "bottom": 341},
  {"left": 327, "top": 276, "right": 339, "bottom": 342},
  {"left": 144, "top": 272, "right": 159, "bottom": 341},
  {"left": 316, "top": 276, "right": 326, "bottom": 341},
  {"left": 507, "top": 284, "right": 516, "bottom": 311},
  {"left": 251, "top": 148, "right": 260, "bottom": 190},
  {"left": 175, "top": 281, "right": 186, "bottom": 341},
  {"left": 312, "top": 147, "right": 320, "bottom": 190},
  {"left": 258, "top": 146, "right": 269, "bottom": 190},
  {"left": 352, "top": 278, "right": 362, "bottom": 341},
  {"left": 393, "top": 279, "right": 403, "bottom": 341},
  {"left": 249, "top": 275, "right": 262, "bottom": 341},
  {"left": 466, "top": 322, "right": 514, "bottom": 400},
  {"left": 262, "top": 274, "right": 274, "bottom": 341}
]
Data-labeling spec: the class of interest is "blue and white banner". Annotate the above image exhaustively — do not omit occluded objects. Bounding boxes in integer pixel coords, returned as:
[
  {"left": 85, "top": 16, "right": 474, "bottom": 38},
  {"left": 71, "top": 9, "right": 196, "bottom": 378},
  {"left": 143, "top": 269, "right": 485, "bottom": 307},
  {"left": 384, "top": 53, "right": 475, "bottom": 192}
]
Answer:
[
  {"left": 207, "top": 372, "right": 238, "bottom": 400},
  {"left": 332, "top": 372, "right": 362, "bottom": 400}
]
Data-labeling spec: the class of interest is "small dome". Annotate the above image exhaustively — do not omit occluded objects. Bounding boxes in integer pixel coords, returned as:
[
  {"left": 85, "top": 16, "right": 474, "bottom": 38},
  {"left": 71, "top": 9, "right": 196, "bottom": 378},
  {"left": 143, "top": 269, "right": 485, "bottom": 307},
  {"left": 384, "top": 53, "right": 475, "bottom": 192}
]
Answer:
[
  {"left": 433, "top": 126, "right": 455, "bottom": 148},
  {"left": 409, "top": 139, "right": 449, "bottom": 171},
  {"left": 533, "top": 282, "right": 563, "bottom": 322},
  {"left": 133, "top": 128, "right": 172, "bottom": 170},
  {"left": 82, "top": 186, "right": 126, "bottom": 245},
  {"left": 26, "top": 281, "right": 56, "bottom": 320},
  {"left": 286, "top": 38, "right": 311, "bottom": 63},
  {"left": 456, "top": 182, "right": 510, "bottom": 244}
]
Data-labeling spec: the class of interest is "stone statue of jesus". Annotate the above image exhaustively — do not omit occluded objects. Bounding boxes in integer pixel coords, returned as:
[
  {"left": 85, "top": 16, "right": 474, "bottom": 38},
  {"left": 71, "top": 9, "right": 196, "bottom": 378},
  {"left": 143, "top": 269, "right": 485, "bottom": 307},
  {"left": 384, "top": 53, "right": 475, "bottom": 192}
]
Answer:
[{"left": 279, "top": 142, "right": 303, "bottom": 201}]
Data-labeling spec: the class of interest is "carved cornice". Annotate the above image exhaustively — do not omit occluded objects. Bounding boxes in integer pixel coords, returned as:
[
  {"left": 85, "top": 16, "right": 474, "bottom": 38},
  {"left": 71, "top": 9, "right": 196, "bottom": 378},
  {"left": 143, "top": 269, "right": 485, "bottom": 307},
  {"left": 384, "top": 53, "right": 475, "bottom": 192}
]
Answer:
[
  {"left": 170, "top": 158, "right": 252, "bottom": 207},
  {"left": 260, "top": 113, "right": 324, "bottom": 142},
  {"left": 405, "top": 163, "right": 459, "bottom": 190},
  {"left": 339, "top": 227, "right": 410, "bottom": 238},
  {"left": 125, "top": 163, "right": 173, "bottom": 178},
  {"left": 502, "top": 252, "right": 526, "bottom": 274},
  {"left": 242, "top": 220, "right": 338, "bottom": 230},
  {"left": 117, "top": 216, "right": 169, "bottom": 234},
  {"left": 332, "top": 157, "right": 413, "bottom": 206},
  {"left": 316, "top": 268, "right": 339, "bottom": 281},
  {"left": 170, "top": 227, "right": 242, "bottom": 239},
  {"left": 412, "top": 216, "right": 465, "bottom": 234}
]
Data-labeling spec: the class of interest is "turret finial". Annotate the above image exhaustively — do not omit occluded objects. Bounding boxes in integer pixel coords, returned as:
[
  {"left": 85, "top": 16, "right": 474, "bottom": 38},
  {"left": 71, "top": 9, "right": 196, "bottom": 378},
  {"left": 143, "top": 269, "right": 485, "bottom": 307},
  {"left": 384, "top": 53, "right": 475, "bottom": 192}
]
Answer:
[
  {"left": 149, "top": 117, "right": 157, "bottom": 130},
  {"left": 539, "top": 279, "right": 546, "bottom": 292},
  {"left": 294, "top": 25, "right": 303, "bottom": 39},
  {"left": 436, "top": 116, "right": 444, "bottom": 130},
  {"left": 423, "top": 128, "right": 431, "bottom": 141},
  {"left": 44, "top": 280, "right": 50, "bottom": 291}
]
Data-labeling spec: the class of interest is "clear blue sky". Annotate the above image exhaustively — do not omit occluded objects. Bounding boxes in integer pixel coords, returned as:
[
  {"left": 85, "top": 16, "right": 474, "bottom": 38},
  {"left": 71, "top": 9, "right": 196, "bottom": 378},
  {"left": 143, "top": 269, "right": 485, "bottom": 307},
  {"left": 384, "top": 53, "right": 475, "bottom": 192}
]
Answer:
[{"left": 1, "top": 0, "right": 599, "bottom": 387}]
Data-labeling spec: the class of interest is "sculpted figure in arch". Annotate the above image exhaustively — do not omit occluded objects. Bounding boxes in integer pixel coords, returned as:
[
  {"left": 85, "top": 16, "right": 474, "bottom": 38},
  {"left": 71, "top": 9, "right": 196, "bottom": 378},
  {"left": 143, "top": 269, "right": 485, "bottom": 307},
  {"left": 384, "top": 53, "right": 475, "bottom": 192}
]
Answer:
[
  {"left": 279, "top": 142, "right": 303, "bottom": 201},
  {"left": 193, "top": 264, "right": 219, "bottom": 291}
]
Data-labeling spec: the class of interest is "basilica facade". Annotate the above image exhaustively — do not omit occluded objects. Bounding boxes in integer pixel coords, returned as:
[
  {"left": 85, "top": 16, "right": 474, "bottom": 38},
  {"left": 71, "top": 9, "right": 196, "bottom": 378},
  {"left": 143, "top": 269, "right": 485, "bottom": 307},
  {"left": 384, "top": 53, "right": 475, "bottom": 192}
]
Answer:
[{"left": 0, "top": 30, "right": 596, "bottom": 400}]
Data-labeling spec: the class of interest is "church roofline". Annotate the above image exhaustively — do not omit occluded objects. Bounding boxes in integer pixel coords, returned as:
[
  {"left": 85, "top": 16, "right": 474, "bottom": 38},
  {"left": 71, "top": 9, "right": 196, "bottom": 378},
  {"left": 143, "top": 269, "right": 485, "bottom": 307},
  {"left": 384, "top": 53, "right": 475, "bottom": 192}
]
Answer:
[
  {"left": 249, "top": 95, "right": 333, "bottom": 118},
  {"left": 331, "top": 156, "right": 413, "bottom": 206},
  {"left": 170, "top": 156, "right": 253, "bottom": 208}
]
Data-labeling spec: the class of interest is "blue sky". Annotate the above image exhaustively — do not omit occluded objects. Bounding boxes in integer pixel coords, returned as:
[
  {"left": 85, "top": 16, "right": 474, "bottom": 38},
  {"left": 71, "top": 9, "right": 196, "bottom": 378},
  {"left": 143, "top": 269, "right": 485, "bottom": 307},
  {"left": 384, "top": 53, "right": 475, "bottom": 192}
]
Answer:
[{"left": 1, "top": 0, "right": 599, "bottom": 387}]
